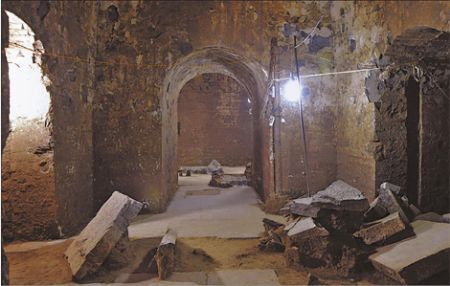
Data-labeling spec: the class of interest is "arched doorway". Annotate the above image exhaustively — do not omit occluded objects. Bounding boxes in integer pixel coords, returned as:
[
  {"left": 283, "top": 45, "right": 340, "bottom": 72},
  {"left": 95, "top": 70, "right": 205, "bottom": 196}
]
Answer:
[
  {"left": 375, "top": 27, "right": 449, "bottom": 212},
  {"left": 1, "top": 11, "right": 56, "bottom": 241},
  {"left": 160, "top": 47, "right": 270, "bottom": 207}
]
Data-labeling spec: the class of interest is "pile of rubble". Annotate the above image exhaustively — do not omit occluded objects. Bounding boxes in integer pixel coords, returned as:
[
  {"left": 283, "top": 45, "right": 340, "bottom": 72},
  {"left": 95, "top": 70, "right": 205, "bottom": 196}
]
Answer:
[{"left": 260, "top": 180, "right": 450, "bottom": 284}]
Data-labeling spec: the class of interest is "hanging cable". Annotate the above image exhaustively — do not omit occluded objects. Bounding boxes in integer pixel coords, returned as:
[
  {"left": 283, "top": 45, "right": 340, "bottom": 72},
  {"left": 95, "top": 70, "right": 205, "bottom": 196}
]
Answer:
[{"left": 294, "top": 35, "right": 311, "bottom": 197}]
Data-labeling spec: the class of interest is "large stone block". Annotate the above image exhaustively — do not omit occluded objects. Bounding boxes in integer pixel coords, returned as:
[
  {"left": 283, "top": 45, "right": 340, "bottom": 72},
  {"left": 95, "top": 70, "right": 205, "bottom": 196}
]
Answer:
[
  {"left": 369, "top": 220, "right": 450, "bottom": 284},
  {"left": 354, "top": 212, "right": 408, "bottom": 245},
  {"left": 64, "top": 191, "right": 143, "bottom": 280},
  {"left": 290, "top": 197, "right": 321, "bottom": 217},
  {"left": 311, "top": 180, "right": 369, "bottom": 212},
  {"left": 378, "top": 188, "right": 414, "bottom": 223}
]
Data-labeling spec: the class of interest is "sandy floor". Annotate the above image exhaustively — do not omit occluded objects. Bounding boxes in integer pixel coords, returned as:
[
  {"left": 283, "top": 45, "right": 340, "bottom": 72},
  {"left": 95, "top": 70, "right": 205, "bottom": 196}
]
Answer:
[{"left": 129, "top": 173, "right": 284, "bottom": 239}]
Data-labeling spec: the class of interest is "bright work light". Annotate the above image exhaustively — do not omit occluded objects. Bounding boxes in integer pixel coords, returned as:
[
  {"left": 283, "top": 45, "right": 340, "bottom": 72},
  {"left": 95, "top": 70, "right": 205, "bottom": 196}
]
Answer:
[{"left": 282, "top": 78, "right": 302, "bottom": 102}]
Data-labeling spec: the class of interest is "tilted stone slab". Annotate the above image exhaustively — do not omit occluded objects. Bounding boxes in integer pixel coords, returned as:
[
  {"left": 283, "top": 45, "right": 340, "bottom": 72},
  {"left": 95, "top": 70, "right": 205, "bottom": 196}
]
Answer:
[
  {"left": 311, "top": 180, "right": 369, "bottom": 212},
  {"left": 290, "top": 197, "right": 321, "bottom": 217},
  {"left": 287, "top": 217, "right": 329, "bottom": 243},
  {"left": 354, "top": 212, "right": 408, "bottom": 245},
  {"left": 64, "top": 191, "right": 143, "bottom": 280},
  {"left": 363, "top": 197, "right": 389, "bottom": 222},
  {"left": 378, "top": 188, "right": 414, "bottom": 223},
  {"left": 369, "top": 220, "right": 450, "bottom": 284},
  {"left": 157, "top": 229, "right": 177, "bottom": 280}
]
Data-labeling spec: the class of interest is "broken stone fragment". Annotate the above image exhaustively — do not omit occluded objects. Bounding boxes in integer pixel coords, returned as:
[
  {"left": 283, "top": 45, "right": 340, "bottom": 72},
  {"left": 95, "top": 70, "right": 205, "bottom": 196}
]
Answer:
[
  {"left": 442, "top": 213, "right": 450, "bottom": 223},
  {"left": 315, "top": 209, "right": 364, "bottom": 233},
  {"left": 415, "top": 212, "right": 449, "bottom": 223},
  {"left": 363, "top": 197, "right": 389, "bottom": 222},
  {"left": 378, "top": 188, "right": 414, "bottom": 223},
  {"left": 369, "top": 220, "right": 450, "bottom": 284},
  {"left": 311, "top": 180, "right": 369, "bottom": 212},
  {"left": 354, "top": 212, "right": 408, "bottom": 245},
  {"left": 290, "top": 197, "right": 321, "bottom": 217},
  {"left": 408, "top": 204, "right": 422, "bottom": 217},
  {"left": 379, "top": 182, "right": 402, "bottom": 196},
  {"left": 262, "top": 218, "right": 284, "bottom": 234},
  {"left": 64, "top": 191, "right": 143, "bottom": 281},
  {"left": 286, "top": 217, "right": 329, "bottom": 244},
  {"left": 156, "top": 229, "right": 177, "bottom": 280},
  {"left": 207, "top": 159, "right": 223, "bottom": 174}
]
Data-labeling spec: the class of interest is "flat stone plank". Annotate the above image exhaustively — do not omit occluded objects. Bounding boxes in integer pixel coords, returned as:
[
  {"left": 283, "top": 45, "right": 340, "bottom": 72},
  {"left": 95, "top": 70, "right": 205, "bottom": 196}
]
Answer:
[
  {"left": 311, "top": 180, "right": 369, "bottom": 212},
  {"left": 287, "top": 217, "right": 329, "bottom": 243},
  {"left": 290, "top": 197, "right": 321, "bottom": 217},
  {"left": 64, "top": 191, "right": 143, "bottom": 280},
  {"left": 354, "top": 212, "right": 407, "bottom": 245},
  {"left": 369, "top": 220, "right": 450, "bottom": 284},
  {"left": 414, "top": 212, "right": 448, "bottom": 223}
]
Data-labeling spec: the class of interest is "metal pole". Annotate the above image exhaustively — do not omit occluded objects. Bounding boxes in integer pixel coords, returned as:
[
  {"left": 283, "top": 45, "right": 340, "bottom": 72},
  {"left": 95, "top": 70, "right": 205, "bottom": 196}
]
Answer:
[{"left": 293, "top": 36, "right": 311, "bottom": 197}]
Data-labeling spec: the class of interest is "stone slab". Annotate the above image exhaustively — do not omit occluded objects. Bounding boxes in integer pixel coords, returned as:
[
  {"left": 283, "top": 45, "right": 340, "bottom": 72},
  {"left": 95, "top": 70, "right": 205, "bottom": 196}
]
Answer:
[
  {"left": 378, "top": 188, "right": 414, "bottom": 223},
  {"left": 354, "top": 212, "right": 407, "bottom": 245},
  {"left": 369, "top": 220, "right": 450, "bottom": 284},
  {"left": 414, "top": 212, "right": 448, "bottom": 223},
  {"left": 286, "top": 217, "right": 329, "bottom": 243},
  {"left": 290, "top": 197, "right": 321, "bottom": 217},
  {"left": 64, "top": 191, "right": 143, "bottom": 280},
  {"left": 311, "top": 180, "right": 369, "bottom": 212},
  {"left": 157, "top": 229, "right": 177, "bottom": 280}
]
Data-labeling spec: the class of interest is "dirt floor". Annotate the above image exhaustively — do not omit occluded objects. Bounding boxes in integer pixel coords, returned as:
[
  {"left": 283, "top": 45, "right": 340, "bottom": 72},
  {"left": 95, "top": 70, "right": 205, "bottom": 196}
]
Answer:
[
  {"left": 5, "top": 237, "right": 331, "bottom": 285},
  {"left": 6, "top": 237, "right": 448, "bottom": 285}
]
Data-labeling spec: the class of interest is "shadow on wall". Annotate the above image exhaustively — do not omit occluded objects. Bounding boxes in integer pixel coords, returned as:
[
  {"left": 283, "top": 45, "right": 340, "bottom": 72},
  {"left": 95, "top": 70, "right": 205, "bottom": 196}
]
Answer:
[{"left": 375, "top": 27, "right": 449, "bottom": 213}]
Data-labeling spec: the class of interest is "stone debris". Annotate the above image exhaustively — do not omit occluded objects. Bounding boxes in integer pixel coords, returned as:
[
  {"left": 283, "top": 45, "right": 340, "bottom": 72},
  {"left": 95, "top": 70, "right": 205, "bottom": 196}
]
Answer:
[
  {"left": 354, "top": 212, "right": 408, "bottom": 245},
  {"left": 369, "top": 220, "right": 450, "bottom": 284},
  {"left": 286, "top": 217, "right": 329, "bottom": 244},
  {"left": 290, "top": 197, "right": 321, "bottom": 218},
  {"left": 156, "top": 229, "right": 177, "bottom": 280},
  {"left": 244, "top": 162, "right": 252, "bottom": 185},
  {"left": 379, "top": 182, "right": 402, "bottom": 196},
  {"left": 408, "top": 204, "right": 421, "bottom": 217},
  {"left": 378, "top": 187, "right": 414, "bottom": 223},
  {"left": 259, "top": 219, "right": 285, "bottom": 252},
  {"left": 414, "top": 212, "right": 448, "bottom": 223},
  {"left": 442, "top": 213, "right": 450, "bottom": 223},
  {"left": 363, "top": 197, "right": 389, "bottom": 222},
  {"left": 311, "top": 180, "right": 369, "bottom": 212},
  {"left": 209, "top": 173, "right": 248, "bottom": 188},
  {"left": 207, "top": 159, "right": 223, "bottom": 174},
  {"left": 261, "top": 180, "right": 448, "bottom": 283},
  {"left": 64, "top": 191, "right": 143, "bottom": 281}
]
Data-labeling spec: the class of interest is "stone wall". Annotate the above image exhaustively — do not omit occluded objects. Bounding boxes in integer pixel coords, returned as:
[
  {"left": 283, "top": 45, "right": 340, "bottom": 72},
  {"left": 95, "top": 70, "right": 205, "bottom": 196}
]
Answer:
[
  {"left": 2, "top": 1, "right": 96, "bottom": 240},
  {"left": 331, "top": 1, "right": 449, "bottom": 204},
  {"left": 178, "top": 74, "right": 253, "bottom": 166}
]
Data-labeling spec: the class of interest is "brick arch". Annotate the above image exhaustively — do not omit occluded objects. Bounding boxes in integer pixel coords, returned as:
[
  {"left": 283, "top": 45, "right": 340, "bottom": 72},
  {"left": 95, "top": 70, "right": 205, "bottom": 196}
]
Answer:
[{"left": 160, "top": 47, "right": 271, "bottom": 205}]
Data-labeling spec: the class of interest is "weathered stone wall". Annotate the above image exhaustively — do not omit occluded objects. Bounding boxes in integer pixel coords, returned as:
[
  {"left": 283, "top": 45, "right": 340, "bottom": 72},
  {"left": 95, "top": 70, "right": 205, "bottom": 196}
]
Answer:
[
  {"left": 92, "top": 1, "right": 339, "bottom": 211},
  {"left": 177, "top": 74, "right": 253, "bottom": 166},
  {"left": 331, "top": 1, "right": 449, "bottom": 205},
  {"left": 1, "top": 1, "right": 96, "bottom": 240}
]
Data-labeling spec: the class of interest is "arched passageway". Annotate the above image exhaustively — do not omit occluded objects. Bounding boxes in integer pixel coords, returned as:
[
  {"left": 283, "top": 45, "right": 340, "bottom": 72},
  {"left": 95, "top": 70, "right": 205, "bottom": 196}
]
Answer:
[
  {"left": 160, "top": 47, "right": 270, "bottom": 205},
  {"left": 1, "top": 11, "right": 56, "bottom": 241},
  {"left": 375, "top": 27, "right": 449, "bottom": 212}
]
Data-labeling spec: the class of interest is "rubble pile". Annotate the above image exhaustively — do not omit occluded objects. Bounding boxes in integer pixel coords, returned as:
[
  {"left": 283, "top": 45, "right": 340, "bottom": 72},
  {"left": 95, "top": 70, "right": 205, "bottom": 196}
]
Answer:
[{"left": 260, "top": 180, "right": 450, "bottom": 284}]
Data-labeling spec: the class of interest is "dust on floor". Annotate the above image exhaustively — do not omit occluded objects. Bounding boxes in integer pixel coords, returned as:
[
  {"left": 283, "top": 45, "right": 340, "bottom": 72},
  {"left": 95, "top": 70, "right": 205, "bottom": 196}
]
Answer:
[{"left": 6, "top": 237, "right": 311, "bottom": 285}]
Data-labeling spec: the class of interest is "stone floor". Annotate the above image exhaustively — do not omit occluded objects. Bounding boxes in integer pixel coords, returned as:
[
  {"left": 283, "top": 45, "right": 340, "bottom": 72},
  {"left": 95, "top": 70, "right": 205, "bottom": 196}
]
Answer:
[{"left": 129, "top": 171, "right": 284, "bottom": 239}]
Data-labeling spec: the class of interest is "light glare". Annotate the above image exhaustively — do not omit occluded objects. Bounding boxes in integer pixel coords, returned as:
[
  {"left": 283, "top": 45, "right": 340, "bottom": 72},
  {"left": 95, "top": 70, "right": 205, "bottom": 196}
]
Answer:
[{"left": 282, "top": 79, "right": 302, "bottom": 102}]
